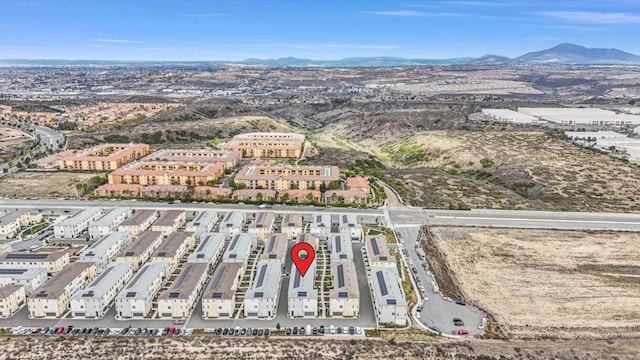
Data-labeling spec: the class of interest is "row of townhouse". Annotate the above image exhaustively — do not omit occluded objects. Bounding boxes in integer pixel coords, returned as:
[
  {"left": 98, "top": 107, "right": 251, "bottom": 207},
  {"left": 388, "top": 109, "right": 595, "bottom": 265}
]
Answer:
[
  {"left": 0, "top": 209, "right": 43, "bottom": 239},
  {"left": 53, "top": 208, "right": 103, "bottom": 239},
  {"left": 243, "top": 233, "right": 287, "bottom": 318}
]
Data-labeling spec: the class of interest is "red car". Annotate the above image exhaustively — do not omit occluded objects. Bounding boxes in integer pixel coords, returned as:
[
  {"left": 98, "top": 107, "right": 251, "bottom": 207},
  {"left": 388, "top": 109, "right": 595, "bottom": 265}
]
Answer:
[
  {"left": 168, "top": 327, "right": 176, "bottom": 336},
  {"left": 55, "top": 326, "right": 65, "bottom": 334},
  {"left": 457, "top": 329, "right": 469, "bottom": 336}
]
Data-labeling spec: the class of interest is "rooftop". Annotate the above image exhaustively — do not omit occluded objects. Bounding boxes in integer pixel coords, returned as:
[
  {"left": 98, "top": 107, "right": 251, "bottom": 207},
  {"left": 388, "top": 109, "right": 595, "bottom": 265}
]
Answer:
[
  {"left": 0, "top": 251, "right": 67, "bottom": 263},
  {"left": 157, "top": 263, "right": 208, "bottom": 300},
  {"left": 78, "top": 231, "right": 130, "bottom": 259},
  {"left": 281, "top": 214, "right": 302, "bottom": 228},
  {"left": 219, "top": 211, "right": 245, "bottom": 228},
  {"left": 56, "top": 208, "right": 102, "bottom": 227},
  {"left": 0, "top": 266, "right": 47, "bottom": 280},
  {"left": 259, "top": 233, "right": 287, "bottom": 262},
  {"left": 203, "top": 262, "right": 243, "bottom": 300},
  {"left": 371, "top": 266, "right": 406, "bottom": 308},
  {"left": 365, "top": 235, "right": 394, "bottom": 264},
  {"left": 249, "top": 212, "right": 274, "bottom": 230},
  {"left": 186, "top": 210, "right": 218, "bottom": 229},
  {"left": 329, "top": 232, "right": 353, "bottom": 261},
  {"left": 187, "top": 232, "right": 225, "bottom": 262},
  {"left": 245, "top": 261, "right": 281, "bottom": 300},
  {"left": 151, "top": 232, "right": 193, "bottom": 259},
  {"left": 118, "top": 231, "right": 163, "bottom": 258},
  {"left": 119, "top": 209, "right": 157, "bottom": 227},
  {"left": 31, "top": 262, "right": 94, "bottom": 299},
  {"left": 236, "top": 164, "right": 339, "bottom": 181},
  {"left": 71, "top": 262, "right": 133, "bottom": 300},
  {"left": 222, "top": 233, "right": 256, "bottom": 262},
  {"left": 288, "top": 261, "right": 317, "bottom": 299},
  {"left": 90, "top": 207, "right": 131, "bottom": 227},
  {"left": 0, "top": 284, "right": 23, "bottom": 298},
  {"left": 117, "top": 262, "right": 168, "bottom": 300},
  {"left": 153, "top": 210, "right": 184, "bottom": 227},
  {"left": 329, "top": 261, "right": 359, "bottom": 300}
]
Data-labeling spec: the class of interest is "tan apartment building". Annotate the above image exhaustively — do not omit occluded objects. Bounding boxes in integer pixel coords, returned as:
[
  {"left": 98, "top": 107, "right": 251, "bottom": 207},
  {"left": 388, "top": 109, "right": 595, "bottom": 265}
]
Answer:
[
  {"left": 57, "top": 143, "right": 149, "bottom": 171},
  {"left": 324, "top": 190, "right": 369, "bottom": 204},
  {"left": 143, "top": 149, "right": 241, "bottom": 169},
  {"left": 279, "top": 189, "right": 322, "bottom": 203},
  {"left": 364, "top": 235, "right": 396, "bottom": 268},
  {"left": 232, "top": 189, "right": 276, "bottom": 201},
  {"left": 0, "top": 284, "right": 26, "bottom": 318},
  {"left": 151, "top": 210, "right": 185, "bottom": 236},
  {"left": 201, "top": 262, "right": 243, "bottom": 319},
  {"left": 27, "top": 262, "right": 96, "bottom": 318},
  {"left": 221, "top": 132, "right": 304, "bottom": 158},
  {"left": 117, "top": 210, "right": 159, "bottom": 237},
  {"left": 108, "top": 161, "right": 226, "bottom": 187},
  {"left": 157, "top": 263, "right": 208, "bottom": 319},
  {"left": 329, "top": 261, "right": 360, "bottom": 317},
  {"left": 115, "top": 231, "right": 164, "bottom": 270},
  {"left": 0, "top": 252, "right": 70, "bottom": 275},
  {"left": 234, "top": 164, "right": 340, "bottom": 191},
  {"left": 149, "top": 232, "right": 195, "bottom": 273}
]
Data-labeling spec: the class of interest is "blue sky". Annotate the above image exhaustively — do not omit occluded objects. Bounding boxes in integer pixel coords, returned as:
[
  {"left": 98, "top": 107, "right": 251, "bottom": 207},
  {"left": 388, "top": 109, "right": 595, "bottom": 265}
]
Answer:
[{"left": 1, "top": 0, "right": 639, "bottom": 60}]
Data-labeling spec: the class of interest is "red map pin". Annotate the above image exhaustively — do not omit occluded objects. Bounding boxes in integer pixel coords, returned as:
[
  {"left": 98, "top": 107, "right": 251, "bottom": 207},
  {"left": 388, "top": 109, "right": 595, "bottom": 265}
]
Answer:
[{"left": 291, "top": 242, "right": 315, "bottom": 277}]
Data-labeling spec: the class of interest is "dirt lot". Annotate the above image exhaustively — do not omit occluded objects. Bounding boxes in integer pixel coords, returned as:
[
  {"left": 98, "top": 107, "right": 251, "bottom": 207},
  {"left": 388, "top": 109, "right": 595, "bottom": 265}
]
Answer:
[
  {"left": 0, "top": 127, "right": 35, "bottom": 159},
  {"left": 0, "top": 172, "right": 105, "bottom": 198},
  {"left": 380, "top": 131, "right": 640, "bottom": 212},
  {"left": 0, "top": 336, "right": 638, "bottom": 360},
  {"left": 427, "top": 227, "right": 640, "bottom": 339}
]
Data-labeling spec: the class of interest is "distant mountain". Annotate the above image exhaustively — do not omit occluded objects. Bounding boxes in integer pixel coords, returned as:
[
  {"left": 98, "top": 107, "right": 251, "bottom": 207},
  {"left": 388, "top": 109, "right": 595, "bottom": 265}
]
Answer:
[
  {"left": 466, "top": 54, "right": 512, "bottom": 65},
  {"left": 514, "top": 43, "right": 640, "bottom": 64},
  {"left": 2, "top": 43, "right": 639, "bottom": 67}
]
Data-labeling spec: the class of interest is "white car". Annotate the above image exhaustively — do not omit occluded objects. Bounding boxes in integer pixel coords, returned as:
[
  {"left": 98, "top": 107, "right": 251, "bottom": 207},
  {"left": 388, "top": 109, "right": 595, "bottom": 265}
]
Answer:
[
  {"left": 355, "top": 327, "right": 362, "bottom": 334},
  {"left": 416, "top": 313, "right": 421, "bottom": 319}
]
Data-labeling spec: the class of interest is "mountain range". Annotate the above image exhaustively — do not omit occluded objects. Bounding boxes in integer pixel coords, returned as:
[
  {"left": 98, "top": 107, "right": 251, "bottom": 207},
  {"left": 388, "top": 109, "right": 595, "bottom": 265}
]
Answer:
[{"left": 2, "top": 43, "right": 639, "bottom": 67}]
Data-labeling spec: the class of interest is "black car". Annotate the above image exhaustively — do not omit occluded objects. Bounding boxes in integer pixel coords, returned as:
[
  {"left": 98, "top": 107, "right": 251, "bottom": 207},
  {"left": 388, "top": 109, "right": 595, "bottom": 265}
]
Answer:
[
  {"left": 222, "top": 328, "right": 229, "bottom": 335},
  {"left": 104, "top": 328, "right": 110, "bottom": 336},
  {"left": 245, "top": 328, "right": 252, "bottom": 336},
  {"left": 292, "top": 327, "right": 299, "bottom": 335},
  {"left": 299, "top": 327, "right": 305, "bottom": 335},
  {"left": 215, "top": 328, "right": 222, "bottom": 335},
  {"left": 258, "top": 329, "right": 264, "bottom": 336},
  {"left": 285, "top": 328, "right": 292, "bottom": 335},
  {"left": 65, "top": 326, "right": 74, "bottom": 334},
  {"left": 453, "top": 319, "right": 465, "bottom": 326},
  {"left": 97, "top": 329, "right": 104, "bottom": 335},
  {"left": 319, "top": 325, "right": 325, "bottom": 334},
  {"left": 252, "top": 328, "right": 258, "bottom": 336},
  {"left": 264, "top": 329, "right": 270, "bottom": 336},
  {"left": 349, "top": 327, "right": 355, "bottom": 335},
  {"left": 134, "top": 328, "right": 142, "bottom": 335},
  {"left": 312, "top": 327, "right": 318, "bottom": 335},
  {"left": 428, "top": 326, "right": 441, "bottom": 333},
  {"left": 121, "top": 328, "right": 130, "bottom": 335},
  {"left": 337, "top": 327, "right": 343, "bottom": 334},
  {"left": 233, "top": 328, "right": 240, "bottom": 336}
]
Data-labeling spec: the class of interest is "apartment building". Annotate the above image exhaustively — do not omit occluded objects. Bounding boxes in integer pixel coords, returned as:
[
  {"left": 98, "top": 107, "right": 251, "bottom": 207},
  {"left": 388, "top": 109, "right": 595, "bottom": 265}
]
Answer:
[
  {"left": 370, "top": 266, "right": 408, "bottom": 325},
  {"left": 149, "top": 232, "right": 195, "bottom": 273},
  {"left": 186, "top": 232, "right": 225, "bottom": 268},
  {"left": 185, "top": 211, "right": 218, "bottom": 240},
  {"left": 70, "top": 262, "right": 134, "bottom": 318},
  {"left": 338, "top": 214, "right": 363, "bottom": 240},
  {"left": 27, "top": 262, "right": 96, "bottom": 318},
  {"left": 218, "top": 211, "right": 245, "bottom": 239},
  {"left": 193, "top": 186, "right": 232, "bottom": 200},
  {"left": 157, "top": 263, "right": 208, "bottom": 319},
  {"left": 221, "top": 132, "right": 304, "bottom": 158},
  {"left": 54, "top": 208, "right": 103, "bottom": 239},
  {"left": 0, "top": 252, "right": 69, "bottom": 275},
  {"left": 0, "top": 266, "right": 48, "bottom": 295},
  {"left": 115, "top": 231, "right": 163, "bottom": 270},
  {"left": 296, "top": 233, "right": 319, "bottom": 250},
  {"left": 259, "top": 233, "right": 287, "bottom": 265},
  {"left": 143, "top": 149, "right": 241, "bottom": 169},
  {"left": 0, "top": 209, "right": 42, "bottom": 240},
  {"left": 364, "top": 235, "right": 396, "bottom": 269},
  {"left": 234, "top": 164, "right": 339, "bottom": 191},
  {"left": 88, "top": 207, "right": 132, "bottom": 240},
  {"left": 346, "top": 175, "right": 371, "bottom": 194},
  {"left": 281, "top": 214, "right": 302, "bottom": 240},
  {"left": 117, "top": 210, "right": 158, "bottom": 237},
  {"left": 57, "top": 143, "right": 149, "bottom": 171},
  {"left": 0, "top": 284, "right": 26, "bottom": 318},
  {"left": 329, "top": 232, "right": 354, "bottom": 262},
  {"left": 329, "top": 261, "right": 359, "bottom": 317},
  {"left": 151, "top": 210, "right": 185, "bottom": 236},
  {"left": 309, "top": 214, "right": 332, "bottom": 241},
  {"left": 77, "top": 231, "right": 132, "bottom": 271},
  {"left": 287, "top": 261, "right": 317, "bottom": 318},
  {"left": 324, "top": 190, "right": 368, "bottom": 205},
  {"left": 108, "top": 160, "right": 226, "bottom": 187},
  {"left": 115, "top": 262, "right": 169, "bottom": 319},
  {"left": 221, "top": 233, "right": 257, "bottom": 273},
  {"left": 278, "top": 189, "right": 322, "bottom": 203},
  {"left": 201, "top": 262, "right": 243, "bottom": 319},
  {"left": 247, "top": 212, "right": 274, "bottom": 241},
  {"left": 244, "top": 261, "right": 282, "bottom": 318},
  {"left": 232, "top": 189, "right": 276, "bottom": 201}
]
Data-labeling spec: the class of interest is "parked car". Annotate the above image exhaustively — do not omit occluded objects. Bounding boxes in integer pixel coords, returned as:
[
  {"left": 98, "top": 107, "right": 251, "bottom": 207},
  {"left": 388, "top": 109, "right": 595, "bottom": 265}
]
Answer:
[
  {"left": 455, "top": 301, "right": 466, "bottom": 306},
  {"left": 355, "top": 327, "right": 362, "bottom": 335},
  {"left": 258, "top": 329, "right": 264, "bottom": 336},
  {"left": 264, "top": 329, "right": 270, "bottom": 336},
  {"left": 292, "top": 327, "right": 299, "bottom": 335},
  {"left": 319, "top": 325, "right": 325, "bottom": 334},
  {"left": 458, "top": 329, "right": 469, "bottom": 336},
  {"left": 285, "top": 328, "right": 292, "bottom": 335},
  {"left": 453, "top": 318, "right": 465, "bottom": 326},
  {"left": 428, "top": 326, "right": 441, "bottom": 333},
  {"left": 55, "top": 327, "right": 65, "bottom": 335},
  {"left": 168, "top": 327, "right": 176, "bottom": 336},
  {"left": 252, "top": 328, "right": 258, "bottom": 336},
  {"left": 349, "top": 326, "right": 355, "bottom": 335}
]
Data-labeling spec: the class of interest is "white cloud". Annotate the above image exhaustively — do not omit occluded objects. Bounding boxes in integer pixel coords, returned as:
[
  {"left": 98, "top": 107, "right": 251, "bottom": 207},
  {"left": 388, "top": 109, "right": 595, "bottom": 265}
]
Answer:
[
  {"left": 538, "top": 11, "right": 640, "bottom": 24},
  {"left": 91, "top": 39, "right": 140, "bottom": 43}
]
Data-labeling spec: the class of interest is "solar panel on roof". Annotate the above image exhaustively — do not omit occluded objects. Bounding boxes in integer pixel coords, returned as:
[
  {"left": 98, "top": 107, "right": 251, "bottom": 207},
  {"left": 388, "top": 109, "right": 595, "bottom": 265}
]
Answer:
[
  {"left": 126, "top": 292, "right": 136, "bottom": 297},
  {"left": 370, "top": 238, "right": 380, "bottom": 256},
  {"left": 228, "top": 236, "right": 239, "bottom": 250},
  {"left": 0, "top": 268, "right": 28, "bottom": 275},
  {"left": 157, "top": 252, "right": 166, "bottom": 257},
  {"left": 168, "top": 292, "right": 180, "bottom": 298},
  {"left": 255, "top": 265, "right": 267, "bottom": 288},
  {"left": 379, "top": 256, "right": 387, "bottom": 261},
  {"left": 338, "top": 292, "right": 348, "bottom": 298},
  {"left": 386, "top": 299, "right": 397, "bottom": 305},
  {"left": 209, "top": 267, "right": 225, "bottom": 289},
  {"left": 228, "top": 254, "right": 237, "bottom": 259},
  {"left": 376, "top": 271, "right": 388, "bottom": 296},
  {"left": 266, "top": 238, "right": 276, "bottom": 253},
  {"left": 212, "top": 292, "right": 222, "bottom": 298},
  {"left": 81, "top": 292, "right": 94, "bottom": 297},
  {"left": 5, "top": 253, "right": 50, "bottom": 260},
  {"left": 35, "top": 292, "right": 48, "bottom": 297},
  {"left": 339, "top": 254, "right": 347, "bottom": 259},
  {"left": 334, "top": 236, "right": 342, "bottom": 253},
  {"left": 337, "top": 264, "right": 345, "bottom": 288},
  {"left": 197, "top": 254, "right": 205, "bottom": 258},
  {"left": 298, "top": 291, "right": 307, "bottom": 297},
  {"left": 254, "top": 292, "right": 264, "bottom": 298},
  {"left": 172, "top": 266, "right": 191, "bottom": 288},
  {"left": 293, "top": 270, "right": 301, "bottom": 288}
]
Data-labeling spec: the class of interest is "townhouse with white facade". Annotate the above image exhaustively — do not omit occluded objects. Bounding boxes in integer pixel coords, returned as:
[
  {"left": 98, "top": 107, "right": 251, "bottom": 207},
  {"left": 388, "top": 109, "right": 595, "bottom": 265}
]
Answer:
[
  {"left": 115, "top": 231, "right": 163, "bottom": 270},
  {"left": 27, "top": 262, "right": 96, "bottom": 318},
  {"left": 77, "top": 231, "right": 132, "bottom": 271},
  {"left": 259, "top": 233, "right": 287, "bottom": 265},
  {"left": 244, "top": 261, "right": 282, "bottom": 318},
  {"left": 369, "top": 266, "right": 408, "bottom": 325},
  {"left": 0, "top": 252, "right": 69, "bottom": 275},
  {"left": 70, "top": 262, "right": 134, "bottom": 318},
  {"left": 221, "top": 233, "right": 256, "bottom": 273},
  {"left": 329, "top": 261, "right": 359, "bottom": 317},
  {"left": 309, "top": 214, "right": 331, "bottom": 241},
  {"left": 201, "top": 262, "right": 243, "bottom": 319},
  {"left": 88, "top": 207, "right": 133, "bottom": 240},
  {"left": 296, "top": 233, "right": 319, "bottom": 249},
  {"left": 364, "top": 235, "right": 396, "bottom": 268},
  {"left": 149, "top": 232, "right": 195, "bottom": 273},
  {"left": 157, "top": 263, "right": 208, "bottom": 319},
  {"left": 329, "top": 232, "right": 354, "bottom": 262},
  {"left": 186, "top": 232, "right": 225, "bottom": 268},
  {"left": 338, "top": 214, "right": 362, "bottom": 240},
  {"left": 0, "top": 209, "right": 43, "bottom": 240},
  {"left": 115, "top": 262, "right": 169, "bottom": 319},
  {"left": 280, "top": 214, "right": 302, "bottom": 240},
  {"left": 0, "top": 284, "right": 26, "bottom": 318},
  {"left": 54, "top": 208, "right": 103, "bottom": 239},
  {"left": 247, "top": 212, "right": 274, "bottom": 241},
  {"left": 0, "top": 266, "right": 47, "bottom": 295},
  {"left": 218, "top": 211, "right": 245, "bottom": 239},
  {"left": 287, "top": 261, "right": 317, "bottom": 318},
  {"left": 151, "top": 210, "right": 185, "bottom": 236},
  {"left": 185, "top": 211, "right": 218, "bottom": 240},
  {"left": 117, "top": 209, "right": 158, "bottom": 237}
]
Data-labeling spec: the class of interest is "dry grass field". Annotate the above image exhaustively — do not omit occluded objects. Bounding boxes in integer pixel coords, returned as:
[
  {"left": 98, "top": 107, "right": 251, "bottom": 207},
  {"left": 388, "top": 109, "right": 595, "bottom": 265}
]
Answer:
[
  {"left": 428, "top": 227, "right": 640, "bottom": 340},
  {"left": 380, "top": 131, "right": 640, "bottom": 211},
  {"left": 0, "top": 336, "right": 638, "bottom": 360},
  {"left": 0, "top": 127, "right": 35, "bottom": 159},
  {"left": 0, "top": 172, "right": 105, "bottom": 198}
]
